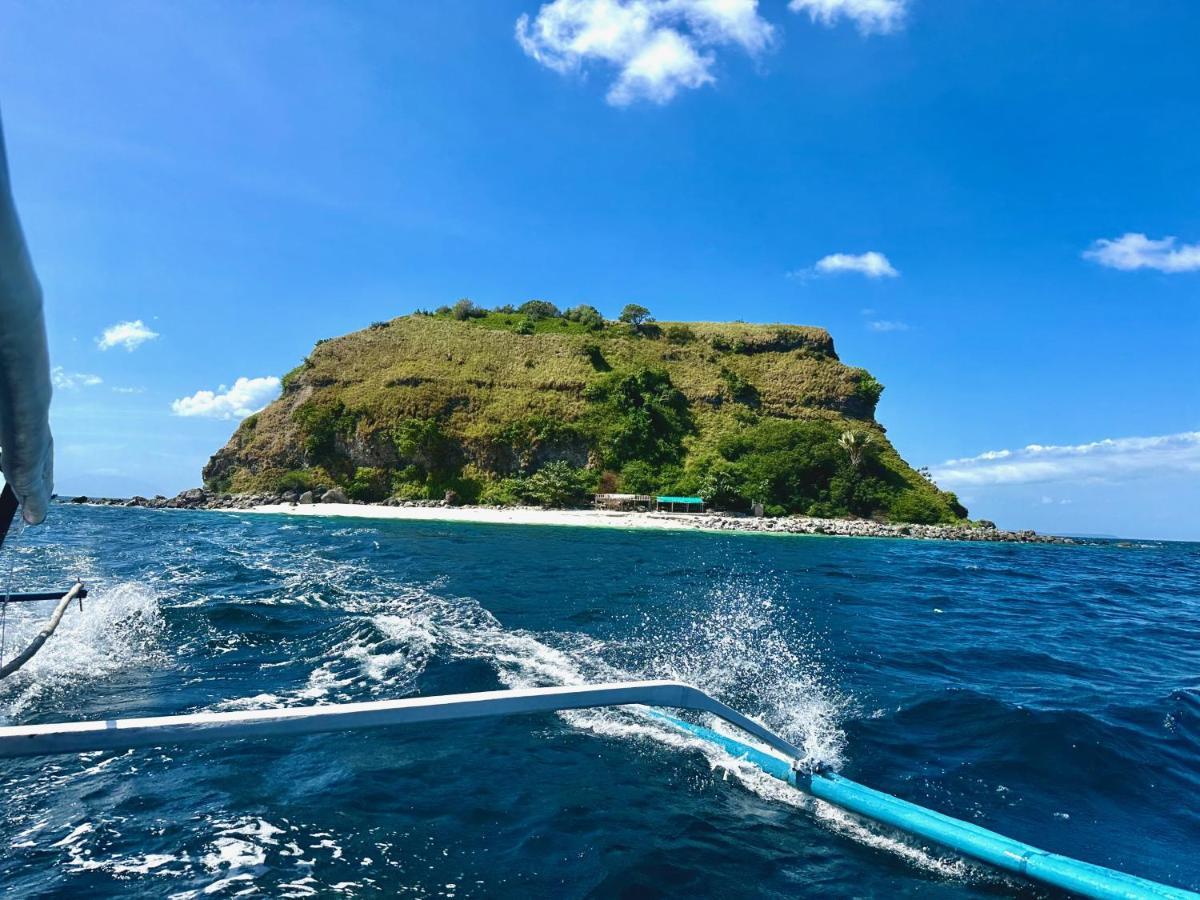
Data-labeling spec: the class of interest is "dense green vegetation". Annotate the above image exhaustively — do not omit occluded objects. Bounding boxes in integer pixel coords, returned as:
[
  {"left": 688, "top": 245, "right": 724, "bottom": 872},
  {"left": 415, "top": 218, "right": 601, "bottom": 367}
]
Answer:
[{"left": 203, "top": 305, "right": 967, "bottom": 523}]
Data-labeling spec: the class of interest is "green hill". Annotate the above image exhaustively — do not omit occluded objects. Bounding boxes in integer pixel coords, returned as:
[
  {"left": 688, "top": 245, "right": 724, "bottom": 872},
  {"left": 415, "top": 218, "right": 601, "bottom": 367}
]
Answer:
[{"left": 203, "top": 304, "right": 967, "bottom": 524}]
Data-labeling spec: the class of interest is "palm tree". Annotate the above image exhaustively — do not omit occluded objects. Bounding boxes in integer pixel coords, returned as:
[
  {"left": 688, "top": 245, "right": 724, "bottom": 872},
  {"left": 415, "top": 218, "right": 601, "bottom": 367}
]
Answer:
[{"left": 839, "top": 430, "right": 872, "bottom": 469}]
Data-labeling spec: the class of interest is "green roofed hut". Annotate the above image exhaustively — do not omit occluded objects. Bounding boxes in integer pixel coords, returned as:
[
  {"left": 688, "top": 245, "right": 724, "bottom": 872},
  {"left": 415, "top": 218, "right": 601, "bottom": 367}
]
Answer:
[{"left": 656, "top": 496, "right": 705, "bottom": 514}]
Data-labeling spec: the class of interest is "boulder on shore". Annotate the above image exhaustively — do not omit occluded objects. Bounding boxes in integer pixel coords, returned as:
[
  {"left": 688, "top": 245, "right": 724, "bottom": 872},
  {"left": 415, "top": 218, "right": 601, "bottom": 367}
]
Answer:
[
  {"left": 321, "top": 488, "right": 348, "bottom": 504},
  {"left": 298, "top": 491, "right": 314, "bottom": 504}
]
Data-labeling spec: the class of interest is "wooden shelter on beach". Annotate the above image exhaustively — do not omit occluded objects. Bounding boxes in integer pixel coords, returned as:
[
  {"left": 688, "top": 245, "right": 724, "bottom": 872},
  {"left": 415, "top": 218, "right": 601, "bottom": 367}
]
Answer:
[{"left": 594, "top": 493, "right": 653, "bottom": 511}]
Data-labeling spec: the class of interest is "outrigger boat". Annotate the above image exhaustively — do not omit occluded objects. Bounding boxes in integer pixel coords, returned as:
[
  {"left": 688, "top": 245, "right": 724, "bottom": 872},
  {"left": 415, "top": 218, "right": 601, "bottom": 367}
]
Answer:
[{"left": 0, "top": 116, "right": 1195, "bottom": 899}]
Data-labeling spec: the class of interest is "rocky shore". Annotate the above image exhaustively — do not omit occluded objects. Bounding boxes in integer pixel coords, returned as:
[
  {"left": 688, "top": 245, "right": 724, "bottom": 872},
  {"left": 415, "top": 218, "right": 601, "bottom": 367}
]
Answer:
[
  {"left": 64, "top": 489, "right": 1073, "bottom": 545},
  {"left": 67, "top": 487, "right": 435, "bottom": 511}
]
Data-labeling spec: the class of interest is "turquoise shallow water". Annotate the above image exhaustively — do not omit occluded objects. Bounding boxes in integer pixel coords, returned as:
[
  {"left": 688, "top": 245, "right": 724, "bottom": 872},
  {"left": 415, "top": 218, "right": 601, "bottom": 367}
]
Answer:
[{"left": 0, "top": 506, "right": 1196, "bottom": 897}]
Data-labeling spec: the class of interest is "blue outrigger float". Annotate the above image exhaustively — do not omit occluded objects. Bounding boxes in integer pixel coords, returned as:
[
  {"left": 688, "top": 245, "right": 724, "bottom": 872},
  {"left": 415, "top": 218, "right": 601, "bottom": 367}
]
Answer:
[{"left": 0, "top": 680, "right": 1194, "bottom": 899}]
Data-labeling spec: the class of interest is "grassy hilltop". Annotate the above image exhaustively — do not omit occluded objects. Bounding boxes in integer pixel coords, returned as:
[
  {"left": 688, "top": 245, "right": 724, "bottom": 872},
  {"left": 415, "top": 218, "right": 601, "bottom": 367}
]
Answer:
[{"left": 204, "top": 302, "right": 967, "bottom": 524}]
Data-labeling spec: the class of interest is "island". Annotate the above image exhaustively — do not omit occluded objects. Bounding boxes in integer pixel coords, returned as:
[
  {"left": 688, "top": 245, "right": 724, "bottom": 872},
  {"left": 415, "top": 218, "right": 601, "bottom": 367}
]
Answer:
[
  {"left": 206, "top": 303, "right": 965, "bottom": 522},
  {"left": 68, "top": 303, "right": 1068, "bottom": 542}
]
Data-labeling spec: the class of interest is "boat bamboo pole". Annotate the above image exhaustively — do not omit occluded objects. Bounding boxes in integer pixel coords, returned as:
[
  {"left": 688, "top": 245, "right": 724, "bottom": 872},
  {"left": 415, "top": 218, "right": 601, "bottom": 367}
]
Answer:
[
  {"left": 0, "top": 680, "right": 802, "bottom": 760},
  {"left": 0, "top": 581, "right": 84, "bottom": 679}
]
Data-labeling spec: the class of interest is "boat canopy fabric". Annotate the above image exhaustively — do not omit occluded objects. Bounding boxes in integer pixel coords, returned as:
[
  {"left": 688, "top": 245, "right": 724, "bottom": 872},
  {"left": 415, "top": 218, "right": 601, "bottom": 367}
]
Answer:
[{"left": 0, "top": 113, "right": 53, "bottom": 525}]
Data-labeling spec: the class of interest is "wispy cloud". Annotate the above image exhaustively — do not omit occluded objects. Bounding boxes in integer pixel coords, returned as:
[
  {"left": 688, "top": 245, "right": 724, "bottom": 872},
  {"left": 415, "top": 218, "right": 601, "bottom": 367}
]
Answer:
[
  {"left": 932, "top": 431, "right": 1200, "bottom": 487},
  {"left": 1083, "top": 233, "right": 1200, "bottom": 273},
  {"left": 51, "top": 367, "right": 103, "bottom": 390},
  {"left": 171, "top": 376, "right": 280, "bottom": 420},
  {"left": 517, "top": 0, "right": 776, "bottom": 106},
  {"left": 788, "top": 0, "right": 908, "bottom": 34},
  {"left": 867, "top": 319, "right": 909, "bottom": 332},
  {"left": 792, "top": 250, "right": 898, "bottom": 280},
  {"left": 97, "top": 319, "right": 159, "bottom": 351},
  {"left": 111, "top": 386, "right": 146, "bottom": 395}
]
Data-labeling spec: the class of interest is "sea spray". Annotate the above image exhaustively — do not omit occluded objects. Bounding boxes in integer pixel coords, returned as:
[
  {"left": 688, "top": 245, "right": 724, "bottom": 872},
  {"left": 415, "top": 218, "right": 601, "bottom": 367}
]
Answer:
[
  {"left": 212, "top": 572, "right": 968, "bottom": 879},
  {"left": 632, "top": 577, "right": 849, "bottom": 771},
  {"left": 0, "top": 581, "right": 166, "bottom": 720}
]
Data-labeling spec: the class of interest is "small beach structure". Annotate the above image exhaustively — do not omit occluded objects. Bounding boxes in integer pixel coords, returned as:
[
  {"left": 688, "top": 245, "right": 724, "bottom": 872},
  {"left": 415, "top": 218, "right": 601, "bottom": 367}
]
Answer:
[
  {"left": 655, "top": 495, "right": 705, "bottom": 513},
  {"left": 594, "top": 493, "right": 653, "bottom": 511}
]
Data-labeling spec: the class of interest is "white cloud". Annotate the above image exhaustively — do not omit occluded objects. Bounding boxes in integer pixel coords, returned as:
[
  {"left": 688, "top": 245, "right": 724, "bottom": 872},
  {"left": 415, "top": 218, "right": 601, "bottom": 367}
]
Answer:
[
  {"left": 516, "top": 0, "right": 775, "bottom": 105},
  {"left": 171, "top": 376, "right": 281, "bottom": 420},
  {"left": 111, "top": 386, "right": 146, "bottom": 395},
  {"left": 1083, "top": 233, "right": 1200, "bottom": 273},
  {"left": 51, "top": 367, "right": 103, "bottom": 390},
  {"left": 940, "top": 448, "right": 1011, "bottom": 466},
  {"left": 931, "top": 431, "right": 1200, "bottom": 487},
  {"left": 788, "top": 0, "right": 908, "bottom": 34},
  {"left": 867, "top": 319, "right": 909, "bottom": 332},
  {"left": 97, "top": 319, "right": 159, "bottom": 351},
  {"left": 812, "top": 250, "right": 899, "bottom": 278}
]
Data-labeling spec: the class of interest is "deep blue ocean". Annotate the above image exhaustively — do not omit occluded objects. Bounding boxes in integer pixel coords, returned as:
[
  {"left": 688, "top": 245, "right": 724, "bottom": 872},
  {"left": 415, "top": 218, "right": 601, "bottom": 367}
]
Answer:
[{"left": 0, "top": 506, "right": 1196, "bottom": 898}]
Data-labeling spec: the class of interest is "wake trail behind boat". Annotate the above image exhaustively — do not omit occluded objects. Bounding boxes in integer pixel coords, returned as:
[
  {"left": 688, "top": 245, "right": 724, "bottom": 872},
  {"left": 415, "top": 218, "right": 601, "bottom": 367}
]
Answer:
[{"left": 201, "top": 559, "right": 989, "bottom": 884}]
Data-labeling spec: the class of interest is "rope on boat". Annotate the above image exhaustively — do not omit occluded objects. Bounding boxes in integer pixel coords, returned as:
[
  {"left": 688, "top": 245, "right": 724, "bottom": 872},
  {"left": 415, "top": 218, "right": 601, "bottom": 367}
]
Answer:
[{"left": 0, "top": 581, "right": 84, "bottom": 679}]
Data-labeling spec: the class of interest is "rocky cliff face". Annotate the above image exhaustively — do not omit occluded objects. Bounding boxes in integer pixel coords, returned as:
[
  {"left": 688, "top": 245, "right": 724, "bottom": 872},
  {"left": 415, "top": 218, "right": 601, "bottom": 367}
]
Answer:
[{"left": 202, "top": 313, "right": 965, "bottom": 523}]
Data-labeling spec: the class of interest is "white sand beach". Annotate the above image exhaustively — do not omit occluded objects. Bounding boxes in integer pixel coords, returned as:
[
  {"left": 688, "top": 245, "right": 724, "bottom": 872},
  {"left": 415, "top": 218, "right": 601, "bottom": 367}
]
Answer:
[
  {"left": 225, "top": 501, "right": 1055, "bottom": 543},
  {"left": 240, "top": 502, "right": 718, "bottom": 532}
]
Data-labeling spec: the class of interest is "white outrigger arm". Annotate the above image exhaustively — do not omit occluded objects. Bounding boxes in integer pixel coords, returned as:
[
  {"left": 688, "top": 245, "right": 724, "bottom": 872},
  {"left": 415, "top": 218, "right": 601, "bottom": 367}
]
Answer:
[
  {"left": 0, "top": 680, "right": 796, "bottom": 759},
  {"left": 0, "top": 680, "right": 1193, "bottom": 900}
]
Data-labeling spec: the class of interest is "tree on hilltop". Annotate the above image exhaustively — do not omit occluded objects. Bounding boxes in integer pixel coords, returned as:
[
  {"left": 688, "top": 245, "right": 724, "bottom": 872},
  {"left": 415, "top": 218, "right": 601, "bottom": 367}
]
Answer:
[
  {"left": 518, "top": 299, "right": 561, "bottom": 320},
  {"left": 452, "top": 298, "right": 486, "bottom": 320},
  {"left": 564, "top": 304, "right": 605, "bottom": 329},
  {"left": 619, "top": 304, "right": 654, "bottom": 334}
]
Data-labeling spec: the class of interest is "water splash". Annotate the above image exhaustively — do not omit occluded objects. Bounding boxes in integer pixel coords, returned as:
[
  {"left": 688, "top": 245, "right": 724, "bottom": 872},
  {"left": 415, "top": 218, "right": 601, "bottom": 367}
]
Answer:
[
  {"left": 635, "top": 579, "right": 848, "bottom": 771},
  {"left": 208, "top": 572, "right": 972, "bottom": 881},
  {"left": 0, "top": 581, "right": 166, "bottom": 720}
]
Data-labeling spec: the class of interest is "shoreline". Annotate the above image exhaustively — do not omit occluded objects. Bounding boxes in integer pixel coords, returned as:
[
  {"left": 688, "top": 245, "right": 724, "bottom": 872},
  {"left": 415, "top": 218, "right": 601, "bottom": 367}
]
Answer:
[
  {"left": 233, "top": 503, "right": 1070, "bottom": 543},
  {"left": 65, "top": 492, "right": 1071, "bottom": 544}
]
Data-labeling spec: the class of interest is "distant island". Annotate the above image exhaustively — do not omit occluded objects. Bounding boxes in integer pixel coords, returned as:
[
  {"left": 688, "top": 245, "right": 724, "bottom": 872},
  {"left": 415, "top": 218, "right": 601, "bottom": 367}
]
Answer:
[{"left": 201, "top": 302, "right": 970, "bottom": 526}]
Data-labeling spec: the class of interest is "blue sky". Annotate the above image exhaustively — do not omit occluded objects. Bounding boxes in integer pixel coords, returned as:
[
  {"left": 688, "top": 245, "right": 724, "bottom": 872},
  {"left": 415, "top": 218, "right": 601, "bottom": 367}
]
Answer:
[{"left": 0, "top": 0, "right": 1197, "bottom": 539}]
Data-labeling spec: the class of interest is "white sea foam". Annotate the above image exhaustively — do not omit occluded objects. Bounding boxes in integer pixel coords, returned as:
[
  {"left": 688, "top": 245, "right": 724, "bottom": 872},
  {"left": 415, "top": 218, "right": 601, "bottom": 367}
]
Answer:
[
  {"left": 225, "top": 571, "right": 982, "bottom": 882},
  {"left": 0, "top": 581, "right": 166, "bottom": 720},
  {"left": 636, "top": 579, "right": 848, "bottom": 771}
]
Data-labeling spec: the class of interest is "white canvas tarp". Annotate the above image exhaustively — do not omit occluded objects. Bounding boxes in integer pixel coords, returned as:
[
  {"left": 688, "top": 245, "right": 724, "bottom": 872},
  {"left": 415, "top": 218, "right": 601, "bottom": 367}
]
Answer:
[{"left": 0, "top": 113, "right": 53, "bottom": 524}]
